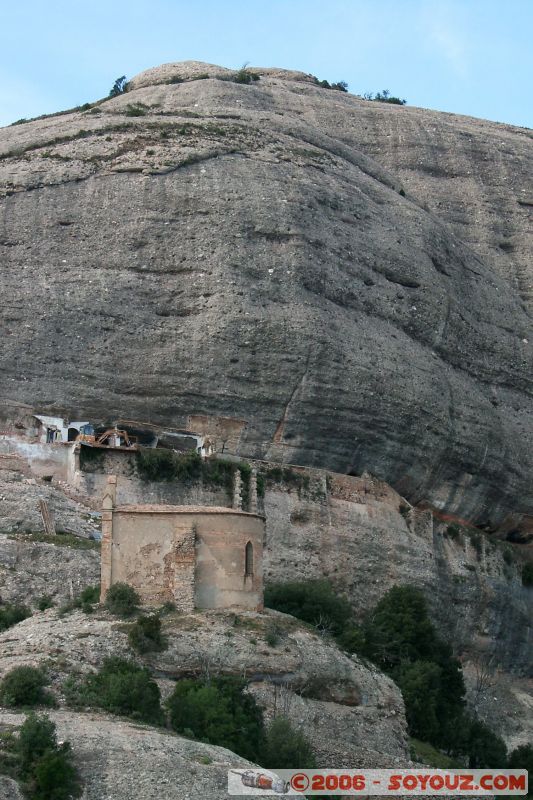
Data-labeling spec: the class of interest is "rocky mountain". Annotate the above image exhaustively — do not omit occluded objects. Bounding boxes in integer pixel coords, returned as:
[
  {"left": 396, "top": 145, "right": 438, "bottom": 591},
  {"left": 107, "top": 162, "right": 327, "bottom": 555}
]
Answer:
[{"left": 1, "top": 61, "right": 532, "bottom": 528}]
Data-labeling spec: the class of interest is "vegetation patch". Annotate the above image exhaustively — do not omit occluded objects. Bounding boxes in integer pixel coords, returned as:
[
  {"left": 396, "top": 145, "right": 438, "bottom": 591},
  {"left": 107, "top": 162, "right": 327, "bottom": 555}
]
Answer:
[
  {"left": 109, "top": 75, "right": 127, "bottom": 97},
  {"left": 0, "top": 666, "right": 54, "bottom": 708},
  {"left": 128, "top": 615, "right": 167, "bottom": 653},
  {"left": 105, "top": 582, "right": 140, "bottom": 618},
  {"left": 260, "top": 466, "right": 310, "bottom": 496},
  {"left": 125, "top": 102, "right": 149, "bottom": 117},
  {"left": 59, "top": 585, "right": 100, "bottom": 616},
  {"left": 0, "top": 712, "right": 81, "bottom": 798},
  {"left": 266, "top": 579, "right": 509, "bottom": 767},
  {"left": 264, "top": 621, "right": 283, "bottom": 647},
  {"left": 469, "top": 531, "right": 484, "bottom": 559},
  {"left": 314, "top": 77, "right": 348, "bottom": 92},
  {"left": 521, "top": 561, "right": 533, "bottom": 587},
  {"left": 364, "top": 89, "right": 406, "bottom": 104},
  {"left": 265, "top": 579, "right": 352, "bottom": 636},
  {"left": 166, "top": 676, "right": 264, "bottom": 761},
  {"left": 64, "top": 657, "right": 163, "bottom": 724},
  {"left": 9, "top": 531, "right": 100, "bottom": 550},
  {"left": 262, "top": 716, "right": 316, "bottom": 768},
  {"left": 0, "top": 602, "right": 31, "bottom": 632},
  {"left": 445, "top": 523, "right": 463, "bottom": 542},
  {"left": 409, "top": 737, "right": 461, "bottom": 768},
  {"left": 79, "top": 445, "right": 105, "bottom": 471},
  {"left": 135, "top": 450, "right": 252, "bottom": 504},
  {"left": 232, "top": 67, "right": 260, "bottom": 85},
  {"left": 37, "top": 595, "right": 54, "bottom": 612}
]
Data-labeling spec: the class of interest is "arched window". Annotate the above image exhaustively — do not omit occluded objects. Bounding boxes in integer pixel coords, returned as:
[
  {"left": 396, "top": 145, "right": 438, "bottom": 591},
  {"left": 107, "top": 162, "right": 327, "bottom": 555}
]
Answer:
[{"left": 245, "top": 541, "right": 253, "bottom": 577}]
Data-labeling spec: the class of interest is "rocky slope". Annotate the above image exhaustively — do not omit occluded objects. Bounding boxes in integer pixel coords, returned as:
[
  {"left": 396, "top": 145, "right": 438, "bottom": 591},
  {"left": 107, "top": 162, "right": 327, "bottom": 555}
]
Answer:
[
  {"left": 0, "top": 532, "right": 99, "bottom": 607},
  {"left": 1, "top": 62, "right": 532, "bottom": 526},
  {"left": 0, "top": 607, "right": 409, "bottom": 770},
  {"left": 0, "top": 466, "right": 100, "bottom": 539},
  {"left": 0, "top": 709, "right": 261, "bottom": 800}
]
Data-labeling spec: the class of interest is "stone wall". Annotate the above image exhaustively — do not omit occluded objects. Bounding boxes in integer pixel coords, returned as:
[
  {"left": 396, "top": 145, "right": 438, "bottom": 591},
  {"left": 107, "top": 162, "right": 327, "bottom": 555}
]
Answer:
[
  {"left": 0, "top": 436, "right": 74, "bottom": 481},
  {"left": 106, "top": 510, "right": 196, "bottom": 609},
  {"left": 194, "top": 509, "right": 264, "bottom": 610},
  {"left": 101, "top": 504, "right": 264, "bottom": 611},
  {"left": 80, "top": 469, "right": 230, "bottom": 509}
]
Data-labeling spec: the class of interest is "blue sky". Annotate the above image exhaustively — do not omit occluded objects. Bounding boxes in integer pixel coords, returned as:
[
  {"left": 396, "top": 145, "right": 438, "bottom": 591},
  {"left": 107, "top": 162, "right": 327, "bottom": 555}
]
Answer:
[{"left": 1, "top": 0, "right": 532, "bottom": 128}]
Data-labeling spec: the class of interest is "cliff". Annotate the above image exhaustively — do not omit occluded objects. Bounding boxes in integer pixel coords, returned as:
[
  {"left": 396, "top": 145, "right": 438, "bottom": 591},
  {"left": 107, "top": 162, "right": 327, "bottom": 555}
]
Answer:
[
  {"left": 1, "top": 461, "right": 530, "bottom": 748},
  {"left": 0, "top": 62, "right": 532, "bottom": 527}
]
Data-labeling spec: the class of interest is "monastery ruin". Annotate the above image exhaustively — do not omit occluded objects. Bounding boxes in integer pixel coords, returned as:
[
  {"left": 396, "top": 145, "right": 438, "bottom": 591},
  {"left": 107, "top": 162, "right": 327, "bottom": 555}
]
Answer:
[{"left": 100, "top": 473, "right": 265, "bottom": 612}]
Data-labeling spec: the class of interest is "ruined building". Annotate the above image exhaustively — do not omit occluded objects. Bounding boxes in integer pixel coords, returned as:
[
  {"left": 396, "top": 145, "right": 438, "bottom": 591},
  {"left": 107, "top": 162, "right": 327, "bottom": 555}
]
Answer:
[{"left": 100, "top": 473, "right": 264, "bottom": 611}]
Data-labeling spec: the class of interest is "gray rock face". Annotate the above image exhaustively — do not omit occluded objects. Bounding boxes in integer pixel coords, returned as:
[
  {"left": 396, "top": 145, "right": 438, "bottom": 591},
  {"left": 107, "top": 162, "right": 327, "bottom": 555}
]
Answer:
[
  {"left": 0, "top": 776, "right": 23, "bottom": 800},
  {"left": 0, "top": 61, "right": 532, "bottom": 525},
  {"left": 0, "top": 533, "right": 99, "bottom": 607},
  {"left": 0, "top": 467, "right": 100, "bottom": 538},
  {"left": 263, "top": 478, "right": 533, "bottom": 678}
]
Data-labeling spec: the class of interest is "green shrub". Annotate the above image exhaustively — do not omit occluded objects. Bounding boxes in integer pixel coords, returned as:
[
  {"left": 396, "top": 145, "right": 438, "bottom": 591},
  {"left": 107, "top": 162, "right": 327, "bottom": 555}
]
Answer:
[
  {"left": 364, "top": 89, "right": 406, "bottom": 104},
  {"left": 264, "top": 579, "right": 353, "bottom": 636},
  {"left": 315, "top": 78, "right": 348, "bottom": 92},
  {"left": 464, "top": 717, "right": 507, "bottom": 767},
  {"left": 137, "top": 448, "right": 203, "bottom": 481},
  {"left": 508, "top": 744, "right": 533, "bottom": 796},
  {"left": 264, "top": 621, "right": 282, "bottom": 647},
  {"left": 398, "top": 661, "right": 442, "bottom": 743},
  {"left": 78, "top": 445, "right": 105, "bottom": 471},
  {"left": 78, "top": 584, "right": 100, "bottom": 613},
  {"left": 502, "top": 547, "right": 514, "bottom": 566},
  {"left": 17, "top": 712, "right": 81, "bottom": 798},
  {"left": 359, "top": 585, "right": 510, "bottom": 765},
  {"left": 232, "top": 66, "right": 260, "bottom": 84},
  {"left": 262, "top": 466, "right": 310, "bottom": 495},
  {"left": 446, "top": 524, "right": 462, "bottom": 541},
  {"left": 59, "top": 584, "right": 100, "bottom": 616},
  {"left": 17, "top": 712, "right": 57, "bottom": 775},
  {"left": 31, "top": 746, "right": 81, "bottom": 800},
  {"left": 166, "top": 676, "right": 264, "bottom": 761},
  {"left": 109, "top": 75, "right": 127, "bottom": 97},
  {"left": 79, "top": 585, "right": 100, "bottom": 604},
  {"left": 136, "top": 449, "right": 252, "bottom": 503},
  {"left": 521, "top": 562, "right": 533, "bottom": 587},
  {"left": 66, "top": 657, "right": 163, "bottom": 724},
  {"left": 409, "top": 737, "right": 461, "bottom": 768},
  {"left": 261, "top": 716, "right": 316, "bottom": 769},
  {"left": 125, "top": 103, "right": 148, "bottom": 117},
  {"left": 37, "top": 595, "right": 54, "bottom": 612},
  {"left": 469, "top": 532, "right": 483, "bottom": 559},
  {"left": 105, "top": 582, "right": 140, "bottom": 617},
  {"left": 0, "top": 602, "right": 31, "bottom": 631},
  {"left": 0, "top": 666, "right": 52, "bottom": 708},
  {"left": 363, "top": 586, "right": 449, "bottom": 669},
  {"left": 12, "top": 531, "right": 99, "bottom": 550},
  {"left": 128, "top": 615, "right": 167, "bottom": 653},
  {"left": 158, "top": 601, "right": 176, "bottom": 615},
  {"left": 336, "top": 623, "right": 367, "bottom": 655}
]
